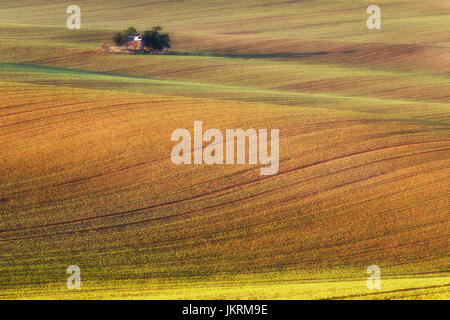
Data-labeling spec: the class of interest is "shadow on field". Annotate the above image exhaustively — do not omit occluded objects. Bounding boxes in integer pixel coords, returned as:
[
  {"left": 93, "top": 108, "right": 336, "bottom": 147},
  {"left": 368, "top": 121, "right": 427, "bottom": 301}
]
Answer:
[{"left": 165, "top": 51, "right": 332, "bottom": 60}]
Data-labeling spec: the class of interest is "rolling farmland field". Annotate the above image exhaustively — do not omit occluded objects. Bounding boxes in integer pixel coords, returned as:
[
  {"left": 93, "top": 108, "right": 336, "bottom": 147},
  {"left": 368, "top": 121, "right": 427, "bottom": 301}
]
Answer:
[{"left": 0, "top": 0, "right": 449, "bottom": 299}]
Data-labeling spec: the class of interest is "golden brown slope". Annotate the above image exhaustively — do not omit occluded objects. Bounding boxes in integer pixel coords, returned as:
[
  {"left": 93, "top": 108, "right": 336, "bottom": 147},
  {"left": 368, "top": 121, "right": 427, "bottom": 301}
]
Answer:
[{"left": 0, "top": 82, "right": 448, "bottom": 299}]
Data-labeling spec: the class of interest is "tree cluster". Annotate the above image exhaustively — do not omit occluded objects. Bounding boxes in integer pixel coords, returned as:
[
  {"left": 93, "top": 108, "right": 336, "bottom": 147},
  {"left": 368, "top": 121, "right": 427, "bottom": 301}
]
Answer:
[{"left": 113, "top": 26, "right": 171, "bottom": 52}]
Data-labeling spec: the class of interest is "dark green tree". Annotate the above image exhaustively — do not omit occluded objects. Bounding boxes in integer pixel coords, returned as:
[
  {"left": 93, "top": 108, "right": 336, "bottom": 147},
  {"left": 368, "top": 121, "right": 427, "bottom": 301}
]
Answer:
[
  {"left": 143, "top": 26, "right": 171, "bottom": 52},
  {"left": 158, "top": 32, "right": 171, "bottom": 51},
  {"left": 113, "top": 32, "right": 125, "bottom": 46},
  {"left": 123, "top": 26, "right": 139, "bottom": 37}
]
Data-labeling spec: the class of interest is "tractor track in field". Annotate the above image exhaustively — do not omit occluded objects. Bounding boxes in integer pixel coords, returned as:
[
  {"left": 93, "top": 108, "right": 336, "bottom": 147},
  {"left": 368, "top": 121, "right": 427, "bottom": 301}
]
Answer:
[
  {"left": 0, "top": 145, "right": 448, "bottom": 242},
  {"left": 1, "top": 140, "right": 448, "bottom": 234},
  {"left": 172, "top": 192, "right": 449, "bottom": 255},
  {"left": 52, "top": 157, "right": 172, "bottom": 187},
  {"left": 43, "top": 119, "right": 376, "bottom": 188},
  {"left": 34, "top": 119, "right": 449, "bottom": 190},
  {"left": 0, "top": 99, "right": 122, "bottom": 118},
  {"left": 0, "top": 99, "right": 60, "bottom": 111},
  {"left": 3, "top": 116, "right": 425, "bottom": 193},
  {"left": 0, "top": 100, "right": 174, "bottom": 130},
  {"left": 2, "top": 189, "right": 447, "bottom": 248}
]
